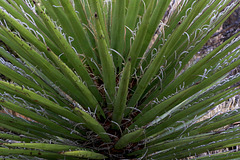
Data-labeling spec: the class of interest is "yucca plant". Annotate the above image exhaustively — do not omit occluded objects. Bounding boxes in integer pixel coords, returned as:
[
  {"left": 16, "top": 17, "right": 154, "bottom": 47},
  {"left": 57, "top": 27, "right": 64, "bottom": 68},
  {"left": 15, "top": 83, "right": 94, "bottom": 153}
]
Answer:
[{"left": 0, "top": 0, "right": 239, "bottom": 159}]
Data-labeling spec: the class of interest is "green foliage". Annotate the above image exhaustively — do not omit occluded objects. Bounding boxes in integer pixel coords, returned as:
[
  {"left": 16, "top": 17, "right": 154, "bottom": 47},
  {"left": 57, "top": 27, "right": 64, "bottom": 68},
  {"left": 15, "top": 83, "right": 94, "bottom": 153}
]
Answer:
[{"left": 0, "top": 0, "right": 239, "bottom": 159}]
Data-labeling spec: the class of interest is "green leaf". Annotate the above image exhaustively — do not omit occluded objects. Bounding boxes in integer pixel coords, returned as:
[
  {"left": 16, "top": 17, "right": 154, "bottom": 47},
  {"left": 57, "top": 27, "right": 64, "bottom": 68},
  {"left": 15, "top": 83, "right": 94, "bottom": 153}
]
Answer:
[
  {"left": 3, "top": 143, "right": 80, "bottom": 152},
  {"left": 112, "top": 58, "right": 131, "bottom": 125},
  {"left": 94, "top": 11, "right": 116, "bottom": 105},
  {"left": 73, "top": 107, "right": 110, "bottom": 142},
  {"left": 0, "top": 81, "right": 83, "bottom": 123},
  {"left": 61, "top": 150, "right": 107, "bottom": 159},
  {"left": 59, "top": 0, "right": 100, "bottom": 75},
  {"left": 0, "top": 147, "right": 63, "bottom": 159},
  {"left": 0, "top": 0, "right": 240, "bottom": 159},
  {"left": 0, "top": 100, "right": 83, "bottom": 140},
  {"left": 111, "top": 0, "right": 125, "bottom": 69},
  {"left": 0, "top": 133, "right": 35, "bottom": 143},
  {"left": 115, "top": 129, "right": 144, "bottom": 149}
]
